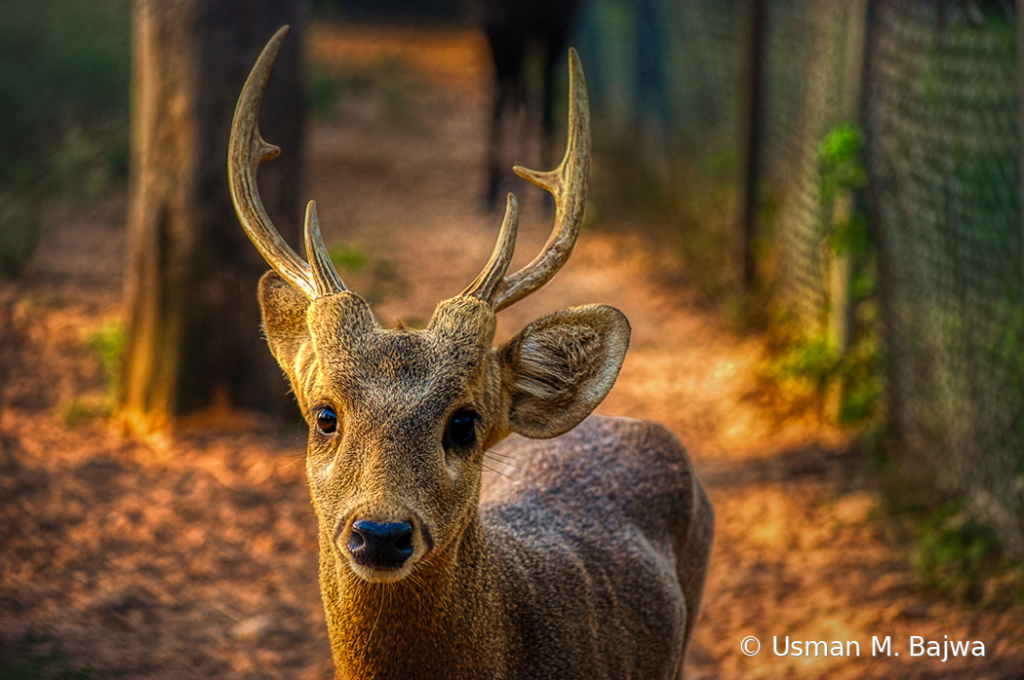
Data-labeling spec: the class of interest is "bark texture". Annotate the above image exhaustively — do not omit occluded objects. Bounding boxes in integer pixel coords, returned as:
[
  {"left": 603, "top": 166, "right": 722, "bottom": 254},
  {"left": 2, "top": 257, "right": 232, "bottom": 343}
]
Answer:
[{"left": 123, "top": 0, "right": 306, "bottom": 431}]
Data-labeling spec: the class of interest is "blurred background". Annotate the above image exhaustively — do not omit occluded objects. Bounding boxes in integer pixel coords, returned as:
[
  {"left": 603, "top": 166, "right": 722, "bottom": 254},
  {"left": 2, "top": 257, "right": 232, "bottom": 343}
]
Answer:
[{"left": 1, "top": 0, "right": 1023, "bottom": 678}]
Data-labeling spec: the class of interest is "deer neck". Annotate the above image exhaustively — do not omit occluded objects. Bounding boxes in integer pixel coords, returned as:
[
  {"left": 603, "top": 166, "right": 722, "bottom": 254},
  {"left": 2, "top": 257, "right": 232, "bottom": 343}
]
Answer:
[{"left": 319, "top": 513, "right": 513, "bottom": 680}]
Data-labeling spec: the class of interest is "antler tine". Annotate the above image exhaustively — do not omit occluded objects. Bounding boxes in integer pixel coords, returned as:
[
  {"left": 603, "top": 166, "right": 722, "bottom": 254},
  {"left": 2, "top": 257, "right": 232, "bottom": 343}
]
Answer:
[
  {"left": 491, "top": 47, "right": 591, "bottom": 313},
  {"left": 462, "top": 193, "right": 519, "bottom": 304},
  {"left": 304, "top": 201, "right": 346, "bottom": 296},
  {"left": 229, "top": 26, "right": 344, "bottom": 300}
]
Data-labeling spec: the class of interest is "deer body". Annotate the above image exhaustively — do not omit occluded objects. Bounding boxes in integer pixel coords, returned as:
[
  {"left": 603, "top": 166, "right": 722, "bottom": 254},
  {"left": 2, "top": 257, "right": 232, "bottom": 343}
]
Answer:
[
  {"left": 485, "top": 417, "right": 711, "bottom": 679},
  {"left": 229, "top": 27, "right": 713, "bottom": 680}
]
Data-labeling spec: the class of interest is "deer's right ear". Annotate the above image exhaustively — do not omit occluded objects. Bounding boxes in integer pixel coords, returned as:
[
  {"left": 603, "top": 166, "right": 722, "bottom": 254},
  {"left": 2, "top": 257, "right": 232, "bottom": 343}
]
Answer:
[
  {"left": 498, "top": 305, "right": 630, "bottom": 439},
  {"left": 258, "top": 271, "right": 311, "bottom": 379}
]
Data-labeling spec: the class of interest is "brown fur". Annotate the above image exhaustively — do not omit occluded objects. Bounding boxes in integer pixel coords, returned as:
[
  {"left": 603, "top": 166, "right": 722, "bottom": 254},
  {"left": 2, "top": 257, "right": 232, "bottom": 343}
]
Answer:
[{"left": 256, "top": 272, "right": 713, "bottom": 679}]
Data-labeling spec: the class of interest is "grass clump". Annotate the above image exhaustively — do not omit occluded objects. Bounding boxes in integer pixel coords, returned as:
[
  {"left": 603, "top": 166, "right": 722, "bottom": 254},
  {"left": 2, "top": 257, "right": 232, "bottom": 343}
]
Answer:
[
  {"left": 878, "top": 495, "right": 1024, "bottom": 608},
  {"left": 62, "top": 320, "right": 124, "bottom": 427},
  {"left": 328, "top": 244, "right": 369, "bottom": 273},
  {"left": 761, "top": 318, "right": 885, "bottom": 427},
  {"left": 84, "top": 320, "right": 125, "bottom": 401}
]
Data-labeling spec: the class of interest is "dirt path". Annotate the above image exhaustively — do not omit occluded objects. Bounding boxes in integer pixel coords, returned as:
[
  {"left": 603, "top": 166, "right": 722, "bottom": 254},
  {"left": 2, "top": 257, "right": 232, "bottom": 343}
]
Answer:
[{"left": 1, "top": 25, "right": 1021, "bottom": 680}]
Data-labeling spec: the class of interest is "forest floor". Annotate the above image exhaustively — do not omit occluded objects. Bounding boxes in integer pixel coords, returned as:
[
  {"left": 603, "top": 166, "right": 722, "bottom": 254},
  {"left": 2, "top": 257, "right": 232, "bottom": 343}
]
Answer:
[{"left": 1, "top": 24, "right": 1022, "bottom": 680}]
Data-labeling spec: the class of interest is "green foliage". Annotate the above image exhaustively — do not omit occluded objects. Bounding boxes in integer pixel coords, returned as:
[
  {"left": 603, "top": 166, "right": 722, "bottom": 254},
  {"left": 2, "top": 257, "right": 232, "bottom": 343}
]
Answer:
[
  {"left": 58, "top": 320, "right": 127, "bottom": 427},
  {"left": 831, "top": 212, "right": 870, "bottom": 259},
  {"left": 838, "top": 329, "right": 885, "bottom": 424},
  {"left": 818, "top": 123, "right": 867, "bottom": 200},
  {"left": 904, "top": 499, "right": 1024, "bottom": 606},
  {"left": 0, "top": 649, "right": 99, "bottom": 680},
  {"left": 774, "top": 335, "right": 839, "bottom": 387},
  {"left": 0, "top": 0, "right": 130, "bottom": 185},
  {"left": 61, "top": 321, "right": 123, "bottom": 427},
  {"left": 820, "top": 123, "right": 885, "bottom": 425},
  {"left": 328, "top": 244, "right": 369, "bottom": 273},
  {"left": 819, "top": 122, "right": 870, "bottom": 259},
  {"left": 761, "top": 125, "right": 884, "bottom": 426},
  {"left": 763, "top": 323, "right": 884, "bottom": 426},
  {"left": 916, "top": 503, "right": 997, "bottom": 583},
  {"left": 0, "top": 0, "right": 130, "bottom": 276},
  {"left": 84, "top": 321, "right": 125, "bottom": 401}
]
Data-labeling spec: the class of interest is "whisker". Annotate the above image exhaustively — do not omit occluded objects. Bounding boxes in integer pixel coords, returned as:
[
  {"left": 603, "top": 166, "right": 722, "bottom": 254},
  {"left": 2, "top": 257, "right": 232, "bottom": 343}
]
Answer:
[
  {"left": 367, "top": 581, "right": 387, "bottom": 645},
  {"left": 485, "top": 452, "right": 519, "bottom": 468},
  {"left": 482, "top": 462, "right": 516, "bottom": 480},
  {"left": 485, "top": 448, "right": 517, "bottom": 461}
]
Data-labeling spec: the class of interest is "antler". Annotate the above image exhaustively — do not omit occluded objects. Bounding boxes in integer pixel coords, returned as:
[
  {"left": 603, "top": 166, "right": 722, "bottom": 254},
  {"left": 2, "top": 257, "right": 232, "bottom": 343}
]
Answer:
[
  {"left": 464, "top": 48, "right": 591, "bottom": 312},
  {"left": 228, "top": 25, "right": 346, "bottom": 300}
]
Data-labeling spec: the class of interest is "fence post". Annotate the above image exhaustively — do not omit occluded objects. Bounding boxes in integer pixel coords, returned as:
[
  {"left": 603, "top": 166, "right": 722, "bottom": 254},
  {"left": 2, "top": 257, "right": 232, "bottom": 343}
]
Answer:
[
  {"left": 828, "top": 0, "right": 871, "bottom": 353},
  {"left": 735, "top": 0, "right": 767, "bottom": 293}
]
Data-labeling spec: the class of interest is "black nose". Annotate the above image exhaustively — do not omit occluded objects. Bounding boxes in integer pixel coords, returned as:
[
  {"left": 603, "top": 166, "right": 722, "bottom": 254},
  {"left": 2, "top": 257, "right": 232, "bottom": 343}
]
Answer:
[{"left": 347, "top": 520, "right": 414, "bottom": 569}]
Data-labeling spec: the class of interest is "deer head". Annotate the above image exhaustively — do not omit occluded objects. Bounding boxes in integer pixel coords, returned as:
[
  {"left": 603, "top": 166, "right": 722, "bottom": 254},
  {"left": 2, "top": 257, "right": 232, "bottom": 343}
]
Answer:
[{"left": 228, "top": 27, "right": 629, "bottom": 586}]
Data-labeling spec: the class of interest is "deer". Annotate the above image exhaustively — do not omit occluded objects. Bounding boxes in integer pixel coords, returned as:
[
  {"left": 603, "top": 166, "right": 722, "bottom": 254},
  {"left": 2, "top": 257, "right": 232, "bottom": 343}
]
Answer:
[{"left": 228, "top": 26, "right": 713, "bottom": 680}]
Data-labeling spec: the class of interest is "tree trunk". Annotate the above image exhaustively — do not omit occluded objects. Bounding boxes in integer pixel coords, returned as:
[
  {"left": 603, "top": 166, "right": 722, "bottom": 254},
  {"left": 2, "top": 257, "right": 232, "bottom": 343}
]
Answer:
[{"left": 122, "top": 0, "right": 306, "bottom": 432}]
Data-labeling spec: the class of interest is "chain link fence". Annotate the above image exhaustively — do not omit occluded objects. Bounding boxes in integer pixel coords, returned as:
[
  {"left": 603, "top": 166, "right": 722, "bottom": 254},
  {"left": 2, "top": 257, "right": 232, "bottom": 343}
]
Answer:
[
  {"left": 576, "top": 0, "right": 741, "bottom": 229},
  {"left": 864, "top": 0, "right": 1024, "bottom": 553},
  {"left": 758, "top": 1, "right": 858, "bottom": 327},
  {"left": 577, "top": 0, "right": 1024, "bottom": 554},
  {"left": 577, "top": 0, "right": 859, "bottom": 321}
]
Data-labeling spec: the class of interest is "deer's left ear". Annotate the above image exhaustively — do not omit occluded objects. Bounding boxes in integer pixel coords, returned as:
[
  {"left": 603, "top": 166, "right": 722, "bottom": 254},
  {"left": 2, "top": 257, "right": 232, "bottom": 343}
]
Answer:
[
  {"left": 258, "top": 271, "right": 312, "bottom": 382},
  {"left": 498, "top": 305, "right": 630, "bottom": 439}
]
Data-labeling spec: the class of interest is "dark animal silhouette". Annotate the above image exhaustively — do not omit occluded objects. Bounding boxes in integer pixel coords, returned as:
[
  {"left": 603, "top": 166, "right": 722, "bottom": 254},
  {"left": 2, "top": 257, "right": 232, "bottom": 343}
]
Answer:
[{"left": 482, "top": 0, "right": 585, "bottom": 208}]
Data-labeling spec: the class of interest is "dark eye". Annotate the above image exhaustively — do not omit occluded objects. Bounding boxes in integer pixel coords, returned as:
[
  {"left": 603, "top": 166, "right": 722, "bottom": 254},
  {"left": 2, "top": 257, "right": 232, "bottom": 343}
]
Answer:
[
  {"left": 444, "top": 409, "right": 478, "bottom": 449},
  {"left": 316, "top": 407, "right": 338, "bottom": 435}
]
